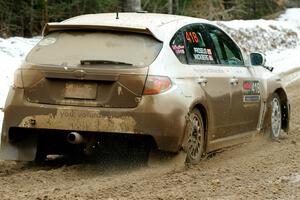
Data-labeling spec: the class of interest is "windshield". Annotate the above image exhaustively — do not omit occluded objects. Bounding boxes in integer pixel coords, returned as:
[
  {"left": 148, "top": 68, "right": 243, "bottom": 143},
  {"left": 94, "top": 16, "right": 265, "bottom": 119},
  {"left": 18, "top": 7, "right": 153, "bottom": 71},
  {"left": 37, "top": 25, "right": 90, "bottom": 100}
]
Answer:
[{"left": 26, "top": 30, "right": 163, "bottom": 67}]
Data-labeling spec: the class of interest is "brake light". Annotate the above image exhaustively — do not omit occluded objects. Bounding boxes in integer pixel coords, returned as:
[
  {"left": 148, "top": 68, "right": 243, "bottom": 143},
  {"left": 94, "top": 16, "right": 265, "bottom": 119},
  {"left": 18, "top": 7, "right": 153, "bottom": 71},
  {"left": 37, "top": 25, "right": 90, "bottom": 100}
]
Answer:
[
  {"left": 13, "top": 69, "right": 24, "bottom": 88},
  {"left": 13, "top": 69, "right": 44, "bottom": 89},
  {"left": 143, "top": 76, "right": 172, "bottom": 95}
]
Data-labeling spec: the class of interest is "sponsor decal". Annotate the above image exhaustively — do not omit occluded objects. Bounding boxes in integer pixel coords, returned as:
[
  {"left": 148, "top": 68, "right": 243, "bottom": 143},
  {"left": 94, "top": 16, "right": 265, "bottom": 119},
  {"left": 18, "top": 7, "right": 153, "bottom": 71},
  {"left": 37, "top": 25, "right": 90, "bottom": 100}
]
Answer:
[
  {"left": 243, "top": 82, "right": 252, "bottom": 90},
  {"left": 193, "top": 47, "right": 214, "bottom": 61},
  {"left": 194, "top": 47, "right": 207, "bottom": 54},
  {"left": 172, "top": 44, "right": 185, "bottom": 55},
  {"left": 193, "top": 68, "right": 224, "bottom": 74},
  {"left": 244, "top": 95, "right": 260, "bottom": 102},
  {"left": 243, "top": 80, "right": 260, "bottom": 102},
  {"left": 194, "top": 54, "right": 209, "bottom": 61},
  {"left": 207, "top": 49, "right": 212, "bottom": 55}
]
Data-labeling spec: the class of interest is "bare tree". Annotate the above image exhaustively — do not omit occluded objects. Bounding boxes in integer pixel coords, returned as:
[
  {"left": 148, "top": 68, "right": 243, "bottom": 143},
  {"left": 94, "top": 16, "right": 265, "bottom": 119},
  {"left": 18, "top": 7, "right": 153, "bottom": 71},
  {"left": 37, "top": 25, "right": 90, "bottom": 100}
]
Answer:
[
  {"left": 124, "top": 0, "right": 142, "bottom": 12},
  {"left": 168, "top": 0, "right": 173, "bottom": 14},
  {"left": 29, "top": 0, "right": 34, "bottom": 36}
]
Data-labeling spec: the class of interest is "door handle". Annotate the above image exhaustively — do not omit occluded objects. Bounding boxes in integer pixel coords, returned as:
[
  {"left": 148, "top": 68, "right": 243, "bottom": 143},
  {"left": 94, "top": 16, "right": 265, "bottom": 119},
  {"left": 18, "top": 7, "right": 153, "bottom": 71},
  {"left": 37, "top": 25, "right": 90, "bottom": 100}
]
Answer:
[
  {"left": 197, "top": 77, "right": 208, "bottom": 86},
  {"left": 230, "top": 77, "right": 239, "bottom": 86}
]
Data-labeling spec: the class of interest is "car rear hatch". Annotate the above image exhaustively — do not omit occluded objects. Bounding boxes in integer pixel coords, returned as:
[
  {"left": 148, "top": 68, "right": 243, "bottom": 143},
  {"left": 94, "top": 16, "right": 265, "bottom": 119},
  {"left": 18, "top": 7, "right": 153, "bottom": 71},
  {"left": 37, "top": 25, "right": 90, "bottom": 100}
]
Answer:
[{"left": 22, "top": 28, "right": 163, "bottom": 108}]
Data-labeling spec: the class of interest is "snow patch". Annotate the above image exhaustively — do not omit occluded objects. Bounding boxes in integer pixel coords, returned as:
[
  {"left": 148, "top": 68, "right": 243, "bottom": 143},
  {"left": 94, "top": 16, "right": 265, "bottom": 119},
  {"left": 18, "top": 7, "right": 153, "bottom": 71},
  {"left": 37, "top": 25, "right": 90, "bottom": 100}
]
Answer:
[
  {"left": 0, "top": 37, "right": 40, "bottom": 108},
  {"left": 218, "top": 8, "right": 300, "bottom": 84},
  {"left": 219, "top": 20, "right": 299, "bottom": 53},
  {"left": 278, "top": 8, "right": 300, "bottom": 28},
  {"left": 266, "top": 45, "right": 300, "bottom": 73},
  {"left": 290, "top": 173, "right": 300, "bottom": 184}
]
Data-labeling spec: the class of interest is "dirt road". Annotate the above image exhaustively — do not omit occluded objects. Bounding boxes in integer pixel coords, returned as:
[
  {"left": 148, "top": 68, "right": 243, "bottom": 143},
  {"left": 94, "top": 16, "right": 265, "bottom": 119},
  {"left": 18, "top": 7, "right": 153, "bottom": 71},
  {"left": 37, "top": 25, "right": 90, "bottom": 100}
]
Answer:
[{"left": 0, "top": 81, "right": 299, "bottom": 200}]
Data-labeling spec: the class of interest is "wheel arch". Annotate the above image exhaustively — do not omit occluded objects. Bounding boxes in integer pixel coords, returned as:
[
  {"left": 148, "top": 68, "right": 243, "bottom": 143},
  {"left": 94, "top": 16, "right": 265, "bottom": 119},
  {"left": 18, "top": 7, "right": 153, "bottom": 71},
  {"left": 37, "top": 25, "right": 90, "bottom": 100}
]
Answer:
[
  {"left": 182, "top": 102, "right": 209, "bottom": 155},
  {"left": 193, "top": 104, "right": 208, "bottom": 135}
]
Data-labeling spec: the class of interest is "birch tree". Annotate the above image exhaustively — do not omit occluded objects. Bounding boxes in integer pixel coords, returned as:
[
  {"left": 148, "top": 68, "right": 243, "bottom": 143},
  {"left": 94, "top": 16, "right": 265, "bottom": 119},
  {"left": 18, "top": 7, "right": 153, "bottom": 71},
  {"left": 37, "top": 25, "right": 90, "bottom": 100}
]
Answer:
[
  {"left": 124, "top": 0, "right": 142, "bottom": 12},
  {"left": 168, "top": 0, "right": 173, "bottom": 14}
]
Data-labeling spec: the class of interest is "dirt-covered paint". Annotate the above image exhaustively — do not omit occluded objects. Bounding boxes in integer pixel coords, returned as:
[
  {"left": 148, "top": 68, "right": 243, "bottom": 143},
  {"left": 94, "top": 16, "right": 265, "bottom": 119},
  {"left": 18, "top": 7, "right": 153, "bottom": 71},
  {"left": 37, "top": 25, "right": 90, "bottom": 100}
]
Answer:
[
  {"left": 0, "top": 13, "right": 290, "bottom": 162},
  {"left": 19, "top": 110, "right": 136, "bottom": 133}
]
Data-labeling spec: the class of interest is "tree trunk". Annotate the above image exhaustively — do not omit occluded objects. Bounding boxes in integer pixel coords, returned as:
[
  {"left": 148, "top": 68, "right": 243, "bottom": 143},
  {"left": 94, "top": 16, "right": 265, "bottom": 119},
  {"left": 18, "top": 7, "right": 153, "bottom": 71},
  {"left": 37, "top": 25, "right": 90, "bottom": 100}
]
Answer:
[
  {"left": 168, "top": 0, "right": 173, "bottom": 14},
  {"left": 124, "top": 0, "right": 142, "bottom": 12},
  {"left": 44, "top": 0, "right": 49, "bottom": 24},
  {"left": 29, "top": 0, "right": 34, "bottom": 36}
]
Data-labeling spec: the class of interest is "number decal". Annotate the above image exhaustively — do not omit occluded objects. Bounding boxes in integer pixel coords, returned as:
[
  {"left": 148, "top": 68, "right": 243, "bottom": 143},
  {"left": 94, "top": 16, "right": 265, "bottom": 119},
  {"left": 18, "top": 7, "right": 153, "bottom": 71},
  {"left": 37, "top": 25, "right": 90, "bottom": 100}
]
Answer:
[
  {"left": 192, "top": 32, "right": 199, "bottom": 43},
  {"left": 185, "top": 32, "right": 191, "bottom": 42},
  {"left": 185, "top": 32, "right": 199, "bottom": 44}
]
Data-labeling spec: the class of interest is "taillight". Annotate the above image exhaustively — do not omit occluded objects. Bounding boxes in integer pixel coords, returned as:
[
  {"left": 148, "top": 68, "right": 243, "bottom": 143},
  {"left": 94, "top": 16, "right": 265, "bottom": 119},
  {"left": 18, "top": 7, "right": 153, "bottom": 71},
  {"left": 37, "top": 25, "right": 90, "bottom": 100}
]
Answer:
[
  {"left": 13, "top": 69, "right": 24, "bottom": 88},
  {"left": 13, "top": 69, "right": 44, "bottom": 89},
  {"left": 143, "top": 76, "right": 172, "bottom": 95}
]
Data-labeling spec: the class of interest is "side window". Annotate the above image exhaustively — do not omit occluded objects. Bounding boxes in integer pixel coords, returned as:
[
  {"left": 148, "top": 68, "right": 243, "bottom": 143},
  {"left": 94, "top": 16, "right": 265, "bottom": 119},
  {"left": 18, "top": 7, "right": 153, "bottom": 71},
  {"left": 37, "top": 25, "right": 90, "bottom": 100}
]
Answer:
[
  {"left": 206, "top": 25, "right": 244, "bottom": 66},
  {"left": 170, "top": 30, "right": 187, "bottom": 64},
  {"left": 184, "top": 25, "right": 216, "bottom": 65}
]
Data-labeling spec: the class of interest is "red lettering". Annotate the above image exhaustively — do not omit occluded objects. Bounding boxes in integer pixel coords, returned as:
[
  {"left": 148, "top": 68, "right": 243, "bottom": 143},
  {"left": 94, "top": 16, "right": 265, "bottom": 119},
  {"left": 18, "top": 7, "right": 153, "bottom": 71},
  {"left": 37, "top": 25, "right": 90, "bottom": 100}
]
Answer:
[
  {"left": 192, "top": 32, "right": 199, "bottom": 43},
  {"left": 185, "top": 32, "right": 200, "bottom": 44},
  {"left": 185, "top": 32, "right": 191, "bottom": 42}
]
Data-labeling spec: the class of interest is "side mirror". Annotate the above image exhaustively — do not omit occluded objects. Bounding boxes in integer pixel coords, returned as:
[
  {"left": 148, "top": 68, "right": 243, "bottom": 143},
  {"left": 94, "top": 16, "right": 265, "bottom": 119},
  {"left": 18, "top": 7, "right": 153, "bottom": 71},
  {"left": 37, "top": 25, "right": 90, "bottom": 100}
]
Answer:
[
  {"left": 250, "top": 52, "right": 266, "bottom": 66},
  {"left": 250, "top": 52, "right": 273, "bottom": 72}
]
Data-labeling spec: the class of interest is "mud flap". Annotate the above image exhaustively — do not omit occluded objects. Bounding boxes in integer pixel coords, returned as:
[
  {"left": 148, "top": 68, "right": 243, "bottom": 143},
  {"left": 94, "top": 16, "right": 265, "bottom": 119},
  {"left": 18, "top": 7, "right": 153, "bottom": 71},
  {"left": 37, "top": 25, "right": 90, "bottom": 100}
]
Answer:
[
  {"left": 0, "top": 138, "right": 37, "bottom": 161},
  {"left": 147, "top": 150, "right": 187, "bottom": 169},
  {"left": 283, "top": 103, "right": 291, "bottom": 133}
]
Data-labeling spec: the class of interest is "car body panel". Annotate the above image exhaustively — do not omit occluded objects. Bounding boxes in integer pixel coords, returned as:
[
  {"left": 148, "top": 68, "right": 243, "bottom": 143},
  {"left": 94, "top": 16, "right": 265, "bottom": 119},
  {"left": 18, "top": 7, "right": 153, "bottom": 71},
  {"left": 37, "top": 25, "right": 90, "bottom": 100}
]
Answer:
[
  {"left": 1, "top": 83, "right": 190, "bottom": 150},
  {"left": 0, "top": 13, "right": 290, "bottom": 161},
  {"left": 226, "top": 66, "right": 261, "bottom": 135},
  {"left": 20, "top": 65, "right": 149, "bottom": 108}
]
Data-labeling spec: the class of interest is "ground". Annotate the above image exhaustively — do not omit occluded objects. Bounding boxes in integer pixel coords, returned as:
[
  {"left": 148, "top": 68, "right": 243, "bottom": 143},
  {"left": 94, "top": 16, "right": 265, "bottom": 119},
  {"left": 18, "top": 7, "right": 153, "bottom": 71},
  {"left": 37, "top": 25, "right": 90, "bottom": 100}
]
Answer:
[
  {"left": 0, "top": 79, "right": 299, "bottom": 200},
  {"left": 1, "top": 8, "right": 300, "bottom": 200}
]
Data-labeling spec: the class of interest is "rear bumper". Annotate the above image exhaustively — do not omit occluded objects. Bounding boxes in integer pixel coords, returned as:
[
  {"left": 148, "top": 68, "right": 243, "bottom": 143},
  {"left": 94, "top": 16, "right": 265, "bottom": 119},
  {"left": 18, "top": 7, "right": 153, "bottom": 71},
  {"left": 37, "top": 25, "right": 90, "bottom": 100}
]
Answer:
[{"left": 1, "top": 87, "right": 189, "bottom": 156}]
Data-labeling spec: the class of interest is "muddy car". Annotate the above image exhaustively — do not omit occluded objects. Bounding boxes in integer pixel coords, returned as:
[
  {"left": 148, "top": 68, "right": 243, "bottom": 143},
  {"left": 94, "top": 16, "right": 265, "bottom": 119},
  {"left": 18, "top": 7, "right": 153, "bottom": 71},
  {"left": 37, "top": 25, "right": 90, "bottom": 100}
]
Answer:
[{"left": 0, "top": 13, "right": 290, "bottom": 164}]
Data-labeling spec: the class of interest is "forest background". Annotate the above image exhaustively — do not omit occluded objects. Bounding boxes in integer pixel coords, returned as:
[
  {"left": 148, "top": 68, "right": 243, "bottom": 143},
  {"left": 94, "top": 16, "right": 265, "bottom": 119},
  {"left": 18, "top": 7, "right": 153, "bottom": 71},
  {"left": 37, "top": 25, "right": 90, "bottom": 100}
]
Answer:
[{"left": 1, "top": 0, "right": 300, "bottom": 37}]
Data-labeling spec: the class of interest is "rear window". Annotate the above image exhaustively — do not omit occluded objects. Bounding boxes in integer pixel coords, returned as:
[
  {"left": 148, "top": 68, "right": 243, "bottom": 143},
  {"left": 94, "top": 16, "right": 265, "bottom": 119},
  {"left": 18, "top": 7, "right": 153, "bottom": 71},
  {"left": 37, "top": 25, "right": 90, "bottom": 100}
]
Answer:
[{"left": 26, "top": 31, "right": 163, "bottom": 67}]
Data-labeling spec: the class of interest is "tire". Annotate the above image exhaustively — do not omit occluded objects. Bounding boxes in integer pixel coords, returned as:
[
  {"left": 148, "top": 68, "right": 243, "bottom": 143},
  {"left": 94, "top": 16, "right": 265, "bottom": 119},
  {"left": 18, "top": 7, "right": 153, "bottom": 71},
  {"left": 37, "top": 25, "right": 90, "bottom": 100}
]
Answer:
[
  {"left": 185, "top": 109, "right": 205, "bottom": 164},
  {"left": 268, "top": 93, "right": 282, "bottom": 140}
]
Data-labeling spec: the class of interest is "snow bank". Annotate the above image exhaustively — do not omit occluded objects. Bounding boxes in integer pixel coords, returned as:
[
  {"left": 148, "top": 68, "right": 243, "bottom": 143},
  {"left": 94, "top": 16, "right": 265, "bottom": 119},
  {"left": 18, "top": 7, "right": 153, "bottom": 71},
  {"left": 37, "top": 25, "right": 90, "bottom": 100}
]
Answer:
[
  {"left": 1, "top": 9, "right": 300, "bottom": 130},
  {"left": 278, "top": 8, "right": 300, "bottom": 28},
  {"left": 218, "top": 8, "right": 300, "bottom": 78},
  {"left": 219, "top": 20, "right": 299, "bottom": 53},
  {"left": 0, "top": 37, "right": 40, "bottom": 107},
  {"left": 0, "top": 37, "right": 40, "bottom": 130}
]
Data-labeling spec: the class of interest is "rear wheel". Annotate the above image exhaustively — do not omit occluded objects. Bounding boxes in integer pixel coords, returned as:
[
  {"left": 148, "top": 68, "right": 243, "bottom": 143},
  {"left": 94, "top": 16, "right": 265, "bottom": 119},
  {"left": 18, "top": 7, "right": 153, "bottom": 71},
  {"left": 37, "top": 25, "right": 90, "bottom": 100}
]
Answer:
[
  {"left": 185, "top": 109, "right": 205, "bottom": 164},
  {"left": 268, "top": 93, "right": 282, "bottom": 140}
]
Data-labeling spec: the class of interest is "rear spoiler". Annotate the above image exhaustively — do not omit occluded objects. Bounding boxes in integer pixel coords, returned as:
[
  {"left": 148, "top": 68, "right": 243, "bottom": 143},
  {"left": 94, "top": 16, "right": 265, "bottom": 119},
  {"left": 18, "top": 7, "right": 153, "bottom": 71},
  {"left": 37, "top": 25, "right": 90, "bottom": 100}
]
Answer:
[{"left": 42, "top": 23, "right": 162, "bottom": 41}]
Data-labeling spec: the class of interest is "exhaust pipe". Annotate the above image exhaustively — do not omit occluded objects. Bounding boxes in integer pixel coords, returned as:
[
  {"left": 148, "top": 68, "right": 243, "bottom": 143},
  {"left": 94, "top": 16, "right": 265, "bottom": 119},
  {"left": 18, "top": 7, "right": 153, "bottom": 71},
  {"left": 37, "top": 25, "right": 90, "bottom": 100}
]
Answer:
[{"left": 67, "top": 132, "right": 84, "bottom": 144}]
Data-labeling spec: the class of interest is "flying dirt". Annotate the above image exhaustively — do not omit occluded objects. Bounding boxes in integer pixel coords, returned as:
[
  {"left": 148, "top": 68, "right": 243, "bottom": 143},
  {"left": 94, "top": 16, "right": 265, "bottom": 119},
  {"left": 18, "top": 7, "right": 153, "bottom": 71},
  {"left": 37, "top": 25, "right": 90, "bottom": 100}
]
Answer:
[{"left": 0, "top": 78, "right": 299, "bottom": 199}]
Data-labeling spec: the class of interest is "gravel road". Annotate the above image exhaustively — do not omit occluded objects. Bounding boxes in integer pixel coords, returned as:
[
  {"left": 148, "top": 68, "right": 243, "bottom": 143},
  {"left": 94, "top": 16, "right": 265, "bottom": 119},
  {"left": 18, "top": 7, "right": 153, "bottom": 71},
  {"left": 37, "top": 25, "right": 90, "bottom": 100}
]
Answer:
[{"left": 0, "top": 80, "right": 299, "bottom": 200}]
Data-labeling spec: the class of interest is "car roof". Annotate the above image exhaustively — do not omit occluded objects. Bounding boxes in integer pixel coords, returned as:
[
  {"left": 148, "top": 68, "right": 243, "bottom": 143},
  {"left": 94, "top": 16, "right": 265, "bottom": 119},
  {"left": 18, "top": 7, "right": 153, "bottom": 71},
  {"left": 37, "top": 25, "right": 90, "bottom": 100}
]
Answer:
[
  {"left": 62, "top": 12, "right": 206, "bottom": 28},
  {"left": 44, "top": 13, "right": 211, "bottom": 41}
]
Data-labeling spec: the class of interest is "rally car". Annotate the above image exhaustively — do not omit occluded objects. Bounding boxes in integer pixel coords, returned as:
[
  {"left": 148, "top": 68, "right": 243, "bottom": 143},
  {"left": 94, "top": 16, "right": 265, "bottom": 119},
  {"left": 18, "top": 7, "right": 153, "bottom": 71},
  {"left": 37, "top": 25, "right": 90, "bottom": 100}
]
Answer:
[{"left": 0, "top": 13, "right": 290, "bottom": 164}]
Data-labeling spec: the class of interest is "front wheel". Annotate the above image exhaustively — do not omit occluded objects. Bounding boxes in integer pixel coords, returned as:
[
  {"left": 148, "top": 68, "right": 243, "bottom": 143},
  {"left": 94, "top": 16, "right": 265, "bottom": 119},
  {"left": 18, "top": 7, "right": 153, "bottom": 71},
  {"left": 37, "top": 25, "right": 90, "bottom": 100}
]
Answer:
[
  {"left": 268, "top": 93, "right": 282, "bottom": 140},
  {"left": 185, "top": 109, "right": 205, "bottom": 164}
]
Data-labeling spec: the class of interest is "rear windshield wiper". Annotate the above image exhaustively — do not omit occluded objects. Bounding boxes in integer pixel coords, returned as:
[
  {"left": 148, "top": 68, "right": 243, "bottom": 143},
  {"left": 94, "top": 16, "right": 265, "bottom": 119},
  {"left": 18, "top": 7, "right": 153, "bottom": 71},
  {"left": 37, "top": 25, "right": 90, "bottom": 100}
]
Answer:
[{"left": 80, "top": 60, "right": 133, "bottom": 66}]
